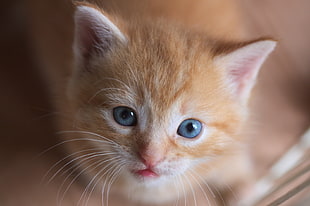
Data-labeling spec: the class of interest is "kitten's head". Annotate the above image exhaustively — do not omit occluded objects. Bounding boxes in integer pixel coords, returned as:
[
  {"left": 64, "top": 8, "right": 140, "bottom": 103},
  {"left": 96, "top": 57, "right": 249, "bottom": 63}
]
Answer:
[{"left": 65, "top": 3, "right": 276, "bottom": 204}]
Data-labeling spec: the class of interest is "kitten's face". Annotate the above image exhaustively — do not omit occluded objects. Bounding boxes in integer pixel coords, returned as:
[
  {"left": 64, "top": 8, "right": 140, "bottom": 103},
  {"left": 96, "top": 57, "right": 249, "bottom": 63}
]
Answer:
[
  {"left": 69, "top": 37, "right": 241, "bottom": 183},
  {"left": 64, "top": 4, "right": 275, "bottom": 204}
]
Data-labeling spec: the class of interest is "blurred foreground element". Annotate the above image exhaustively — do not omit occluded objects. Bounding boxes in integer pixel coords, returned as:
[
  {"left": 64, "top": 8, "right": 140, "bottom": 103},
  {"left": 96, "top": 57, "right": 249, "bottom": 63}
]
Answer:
[{"left": 240, "top": 128, "right": 310, "bottom": 205}]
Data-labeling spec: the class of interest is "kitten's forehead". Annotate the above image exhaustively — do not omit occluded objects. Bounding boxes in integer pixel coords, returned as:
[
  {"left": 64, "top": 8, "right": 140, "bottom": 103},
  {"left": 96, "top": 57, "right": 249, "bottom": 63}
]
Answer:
[{"left": 108, "top": 23, "right": 211, "bottom": 113}]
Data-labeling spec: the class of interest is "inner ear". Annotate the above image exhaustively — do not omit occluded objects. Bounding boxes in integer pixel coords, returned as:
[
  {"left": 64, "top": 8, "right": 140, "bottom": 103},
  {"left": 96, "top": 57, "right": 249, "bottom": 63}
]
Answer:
[
  {"left": 73, "top": 4, "right": 127, "bottom": 70},
  {"left": 214, "top": 39, "right": 276, "bottom": 104},
  {"left": 75, "top": 16, "right": 103, "bottom": 62}
]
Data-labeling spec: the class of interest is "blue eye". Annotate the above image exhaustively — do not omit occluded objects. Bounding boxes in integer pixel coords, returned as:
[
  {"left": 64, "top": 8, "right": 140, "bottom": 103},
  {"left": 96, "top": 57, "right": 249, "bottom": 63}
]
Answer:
[
  {"left": 177, "top": 119, "right": 202, "bottom": 139},
  {"left": 113, "top": 106, "right": 137, "bottom": 126}
]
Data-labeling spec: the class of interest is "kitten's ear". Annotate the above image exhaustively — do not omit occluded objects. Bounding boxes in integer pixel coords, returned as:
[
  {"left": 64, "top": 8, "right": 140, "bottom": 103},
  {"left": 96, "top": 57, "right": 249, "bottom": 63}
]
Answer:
[
  {"left": 214, "top": 40, "right": 276, "bottom": 104},
  {"left": 73, "top": 4, "right": 126, "bottom": 69}
]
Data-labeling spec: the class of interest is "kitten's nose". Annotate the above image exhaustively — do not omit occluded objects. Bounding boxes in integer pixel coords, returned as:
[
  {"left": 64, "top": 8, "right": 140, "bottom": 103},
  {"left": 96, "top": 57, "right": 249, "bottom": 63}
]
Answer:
[{"left": 138, "top": 146, "right": 164, "bottom": 168}]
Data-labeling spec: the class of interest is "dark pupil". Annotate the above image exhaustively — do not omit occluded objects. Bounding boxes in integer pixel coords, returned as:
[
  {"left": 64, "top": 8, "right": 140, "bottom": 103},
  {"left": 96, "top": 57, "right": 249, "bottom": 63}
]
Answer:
[
  {"left": 120, "top": 110, "right": 133, "bottom": 120},
  {"left": 186, "top": 122, "right": 196, "bottom": 133}
]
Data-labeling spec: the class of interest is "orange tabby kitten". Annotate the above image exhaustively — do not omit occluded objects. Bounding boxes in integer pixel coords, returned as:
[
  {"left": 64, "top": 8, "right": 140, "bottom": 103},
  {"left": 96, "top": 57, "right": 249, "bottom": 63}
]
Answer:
[{"left": 51, "top": 2, "right": 277, "bottom": 205}]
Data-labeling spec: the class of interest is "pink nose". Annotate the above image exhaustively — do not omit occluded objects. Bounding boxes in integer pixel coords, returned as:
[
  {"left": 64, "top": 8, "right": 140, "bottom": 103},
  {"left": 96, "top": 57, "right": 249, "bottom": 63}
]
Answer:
[{"left": 139, "top": 150, "right": 163, "bottom": 168}]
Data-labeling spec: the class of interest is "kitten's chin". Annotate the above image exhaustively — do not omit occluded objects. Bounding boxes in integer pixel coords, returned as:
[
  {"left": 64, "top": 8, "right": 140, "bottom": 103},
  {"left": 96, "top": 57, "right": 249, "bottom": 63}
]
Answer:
[{"left": 112, "top": 171, "right": 179, "bottom": 204}]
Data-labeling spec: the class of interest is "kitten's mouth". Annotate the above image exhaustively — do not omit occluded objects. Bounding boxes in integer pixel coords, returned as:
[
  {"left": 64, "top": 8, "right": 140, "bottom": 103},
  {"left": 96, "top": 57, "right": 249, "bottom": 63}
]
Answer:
[{"left": 134, "top": 168, "right": 159, "bottom": 178}]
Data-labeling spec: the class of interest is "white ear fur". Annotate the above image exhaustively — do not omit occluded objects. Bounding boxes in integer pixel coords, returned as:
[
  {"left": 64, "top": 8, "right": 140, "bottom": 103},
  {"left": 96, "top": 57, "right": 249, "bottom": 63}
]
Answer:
[
  {"left": 214, "top": 40, "right": 276, "bottom": 104},
  {"left": 73, "top": 5, "right": 126, "bottom": 68}
]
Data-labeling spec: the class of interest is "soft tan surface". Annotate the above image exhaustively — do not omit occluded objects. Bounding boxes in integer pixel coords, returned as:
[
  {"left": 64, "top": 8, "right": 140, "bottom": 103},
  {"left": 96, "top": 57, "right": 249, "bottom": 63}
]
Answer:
[{"left": 0, "top": 0, "right": 309, "bottom": 205}]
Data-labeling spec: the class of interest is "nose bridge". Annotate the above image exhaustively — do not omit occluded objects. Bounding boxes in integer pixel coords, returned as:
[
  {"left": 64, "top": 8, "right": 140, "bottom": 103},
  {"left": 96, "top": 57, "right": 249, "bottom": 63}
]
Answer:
[
  {"left": 135, "top": 100, "right": 170, "bottom": 167},
  {"left": 136, "top": 128, "right": 167, "bottom": 167}
]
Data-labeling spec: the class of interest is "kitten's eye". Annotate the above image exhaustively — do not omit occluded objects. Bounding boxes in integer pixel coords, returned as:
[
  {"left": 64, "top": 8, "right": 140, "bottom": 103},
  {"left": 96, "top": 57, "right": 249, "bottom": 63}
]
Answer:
[
  {"left": 113, "top": 106, "right": 137, "bottom": 126},
  {"left": 177, "top": 119, "right": 202, "bottom": 139}
]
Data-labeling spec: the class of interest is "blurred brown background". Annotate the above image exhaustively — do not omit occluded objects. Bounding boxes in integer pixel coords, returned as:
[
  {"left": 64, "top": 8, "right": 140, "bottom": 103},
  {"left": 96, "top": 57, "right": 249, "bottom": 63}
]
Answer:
[{"left": 0, "top": 0, "right": 309, "bottom": 205}]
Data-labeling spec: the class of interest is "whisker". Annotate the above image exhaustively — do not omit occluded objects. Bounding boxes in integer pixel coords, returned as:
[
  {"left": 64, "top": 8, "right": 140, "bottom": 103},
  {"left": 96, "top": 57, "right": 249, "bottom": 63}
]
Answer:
[
  {"left": 212, "top": 183, "right": 226, "bottom": 206},
  {"left": 177, "top": 174, "right": 187, "bottom": 206},
  {"left": 172, "top": 176, "right": 180, "bottom": 206},
  {"left": 104, "top": 161, "right": 126, "bottom": 206},
  {"left": 56, "top": 157, "right": 103, "bottom": 206},
  {"left": 84, "top": 159, "right": 125, "bottom": 206},
  {"left": 57, "top": 130, "right": 121, "bottom": 148},
  {"left": 36, "top": 137, "right": 117, "bottom": 159},
  {"left": 86, "top": 162, "right": 120, "bottom": 206},
  {"left": 188, "top": 169, "right": 211, "bottom": 206},
  {"left": 194, "top": 165, "right": 217, "bottom": 198},
  {"left": 222, "top": 182, "right": 238, "bottom": 203},
  {"left": 96, "top": 161, "right": 124, "bottom": 206},
  {"left": 183, "top": 173, "right": 197, "bottom": 206},
  {"left": 57, "top": 154, "right": 116, "bottom": 206},
  {"left": 48, "top": 151, "right": 116, "bottom": 184},
  {"left": 77, "top": 157, "right": 122, "bottom": 206},
  {"left": 42, "top": 148, "right": 103, "bottom": 184},
  {"left": 57, "top": 151, "right": 119, "bottom": 184}
]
